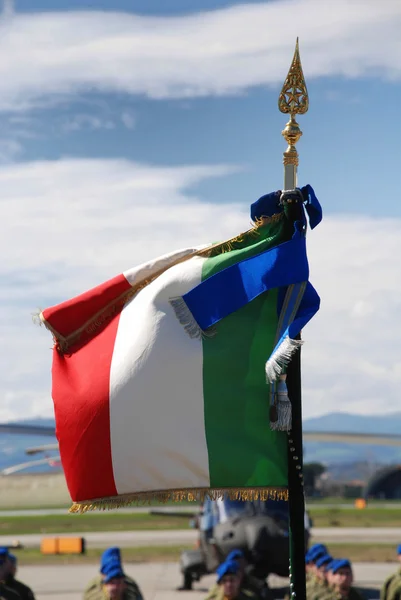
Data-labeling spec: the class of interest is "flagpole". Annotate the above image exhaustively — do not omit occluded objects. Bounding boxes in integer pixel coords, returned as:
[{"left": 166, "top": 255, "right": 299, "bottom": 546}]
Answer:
[{"left": 278, "top": 38, "right": 309, "bottom": 600}]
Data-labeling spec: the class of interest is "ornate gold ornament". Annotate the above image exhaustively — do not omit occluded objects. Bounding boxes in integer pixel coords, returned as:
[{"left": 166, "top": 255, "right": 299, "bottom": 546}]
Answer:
[{"left": 278, "top": 38, "right": 309, "bottom": 170}]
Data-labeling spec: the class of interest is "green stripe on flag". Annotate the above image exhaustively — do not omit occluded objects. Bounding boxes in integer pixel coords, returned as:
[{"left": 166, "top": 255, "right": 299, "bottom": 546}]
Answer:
[{"left": 201, "top": 219, "right": 289, "bottom": 489}]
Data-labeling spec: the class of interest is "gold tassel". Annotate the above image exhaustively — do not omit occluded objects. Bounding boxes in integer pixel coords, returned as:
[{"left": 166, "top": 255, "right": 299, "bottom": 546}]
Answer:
[{"left": 69, "top": 487, "right": 289, "bottom": 513}]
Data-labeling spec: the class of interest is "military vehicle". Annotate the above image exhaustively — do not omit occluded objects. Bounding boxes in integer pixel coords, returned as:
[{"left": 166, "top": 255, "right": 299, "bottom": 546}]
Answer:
[{"left": 169, "top": 496, "right": 311, "bottom": 590}]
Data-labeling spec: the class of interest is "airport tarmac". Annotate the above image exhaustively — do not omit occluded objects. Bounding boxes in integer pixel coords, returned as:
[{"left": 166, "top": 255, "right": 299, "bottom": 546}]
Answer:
[
  {"left": 17, "top": 561, "right": 394, "bottom": 600},
  {"left": 2, "top": 504, "right": 401, "bottom": 517},
  {"left": 2, "top": 527, "right": 401, "bottom": 549}
]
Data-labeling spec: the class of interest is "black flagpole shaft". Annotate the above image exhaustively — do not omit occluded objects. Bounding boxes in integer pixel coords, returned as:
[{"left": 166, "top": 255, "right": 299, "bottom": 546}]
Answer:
[
  {"left": 286, "top": 339, "right": 306, "bottom": 600},
  {"left": 278, "top": 37, "right": 309, "bottom": 600}
]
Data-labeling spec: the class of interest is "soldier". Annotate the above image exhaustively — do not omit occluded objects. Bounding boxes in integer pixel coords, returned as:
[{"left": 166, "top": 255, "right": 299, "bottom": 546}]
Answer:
[
  {"left": 0, "top": 550, "right": 20, "bottom": 600},
  {"left": 326, "top": 559, "right": 364, "bottom": 600},
  {"left": 307, "top": 555, "right": 332, "bottom": 600},
  {"left": 325, "top": 560, "right": 338, "bottom": 590},
  {"left": 3, "top": 554, "right": 34, "bottom": 600},
  {"left": 99, "top": 560, "right": 126, "bottom": 600},
  {"left": 207, "top": 560, "right": 260, "bottom": 600},
  {"left": 306, "top": 545, "right": 328, "bottom": 577},
  {"left": 305, "top": 545, "right": 328, "bottom": 596},
  {"left": 315, "top": 555, "right": 333, "bottom": 586},
  {"left": 206, "top": 550, "right": 272, "bottom": 600},
  {"left": 83, "top": 547, "right": 143, "bottom": 600},
  {"left": 384, "top": 578, "right": 401, "bottom": 600},
  {"left": 381, "top": 545, "right": 401, "bottom": 600},
  {"left": 86, "top": 558, "right": 142, "bottom": 600}
]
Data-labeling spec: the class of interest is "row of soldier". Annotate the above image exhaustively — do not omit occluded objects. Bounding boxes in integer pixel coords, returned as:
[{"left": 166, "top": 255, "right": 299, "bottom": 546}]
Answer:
[
  {"left": 305, "top": 544, "right": 363, "bottom": 600},
  {"left": 2, "top": 542, "right": 401, "bottom": 600},
  {"left": 213, "top": 546, "right": 360, "bottom": 600},
  {"left": 82, "top": 543, "right": 401, "bottom": 600},
  {"left": 81, "top": 544, "right": 361, "bottom": 600},
  {"left": 83, "top": 546, "right": 271, "bottom": 600},
  {"left": 306, "top": 543, "right": 401, "bottom": 600}
]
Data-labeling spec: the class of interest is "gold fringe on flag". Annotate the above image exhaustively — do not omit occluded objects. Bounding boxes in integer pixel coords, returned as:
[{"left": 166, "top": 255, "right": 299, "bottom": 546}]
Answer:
[
  {"left": 69, "top": 486, "right": 289, "bottom": 514},
  {"left": 201, "top": 212, "right": 283, "bottom": 257}
]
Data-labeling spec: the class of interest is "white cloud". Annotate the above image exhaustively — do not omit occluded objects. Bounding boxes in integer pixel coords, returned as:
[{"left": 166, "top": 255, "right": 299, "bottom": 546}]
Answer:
[
  {"left": 0, "top": 1, "right": 399, "bottom": 110},
  {"left": 304, "top": 216, "right": 401, "bottom": 417},
  {"left": 1, "top": 157, "right": 401, "bottom": 422}
]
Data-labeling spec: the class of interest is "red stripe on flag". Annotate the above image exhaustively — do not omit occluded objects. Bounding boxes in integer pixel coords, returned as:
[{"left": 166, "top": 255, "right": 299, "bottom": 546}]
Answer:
[
  {"left": 52, "top": 313, "right": 121, "bottom": 502},
  {"left": 43, "top": 274, "right": 131, "bottom": 338}
]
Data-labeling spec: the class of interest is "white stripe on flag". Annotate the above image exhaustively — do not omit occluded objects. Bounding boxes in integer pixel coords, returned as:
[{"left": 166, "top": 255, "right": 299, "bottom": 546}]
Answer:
[
  {"left": 123, "top": 246, "right": 202, "bottom": 286},
  {"left": 109, "top": 255, "right": 211, "bottom": 494}
]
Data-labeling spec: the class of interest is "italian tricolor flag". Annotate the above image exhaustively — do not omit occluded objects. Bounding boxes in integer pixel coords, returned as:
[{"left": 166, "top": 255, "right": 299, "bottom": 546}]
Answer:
[{"left": 40, "top": 214, "right": 318, "bottom": 511}]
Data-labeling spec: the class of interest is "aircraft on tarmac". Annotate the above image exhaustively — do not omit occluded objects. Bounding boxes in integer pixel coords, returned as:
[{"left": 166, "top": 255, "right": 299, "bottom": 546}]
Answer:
[{"left": 172, "top": 496, "right": 310, "bottom": 590}]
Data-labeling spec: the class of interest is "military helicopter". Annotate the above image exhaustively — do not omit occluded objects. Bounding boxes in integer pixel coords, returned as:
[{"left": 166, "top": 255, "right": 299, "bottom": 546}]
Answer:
[{"left": 154, "top": 495, "right": 312, "bottom": 591}]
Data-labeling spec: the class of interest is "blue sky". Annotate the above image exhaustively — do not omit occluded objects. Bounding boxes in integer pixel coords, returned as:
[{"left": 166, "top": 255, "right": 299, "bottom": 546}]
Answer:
[
  {"left": 16, "top": 0, "right": 271, "bottom": 13},
  {"left": 1, "top": 0, "right": 401, "bottom": 422},
  {"left": 7, "top": 78, "right": 397, "bottom": 218}
]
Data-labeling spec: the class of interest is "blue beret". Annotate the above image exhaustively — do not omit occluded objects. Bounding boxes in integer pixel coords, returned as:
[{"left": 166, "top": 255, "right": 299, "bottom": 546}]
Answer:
[
  {"left": 226, "top": 550, "right": 244, "bottom": 562},
  {"left": 316, "top": 554, "right": 332, "bottom": 568},
  {"left": 250, "top": 191, "right": 282, "bottom": 222},
  {"left": 102, "top": 559, "right": 124, "bottom": 583},
  {"left": 306, "top": 546, "right": 327, "bottom": 564},
  {"left": 309, "top": 543, "right": 328, "bottom": 554},
  {"left": 332, "top": 559, "right": 351, "bottom": 574},
  {"left": 397, "top": 544, "right": 401, "bottom": 555},
  {"left": 0, "top": 548, "right": 8, "bottom": 564},
  {"left": 8, "top": 554, "right": 16, "bottom": 565},
  {"left": 325, "top": 559, "right": 337, "bottom": 572},
  {"left": 100, "top": 547, "right": 121, "bottom": 574},
  {"left": 216, "top": 560, "right": 239, "bottom": 583}
]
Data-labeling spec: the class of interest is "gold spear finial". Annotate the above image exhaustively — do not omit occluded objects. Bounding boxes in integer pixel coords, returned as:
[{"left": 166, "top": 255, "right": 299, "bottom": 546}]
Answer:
[{"left": 278, "top": 38, "right": 308, "bottom": 189}]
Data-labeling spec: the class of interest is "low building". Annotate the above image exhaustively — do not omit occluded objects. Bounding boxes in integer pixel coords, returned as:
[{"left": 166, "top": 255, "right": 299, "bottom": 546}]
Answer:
[{"left": 365, "top": 465, "right": 401, "bottom": 499}]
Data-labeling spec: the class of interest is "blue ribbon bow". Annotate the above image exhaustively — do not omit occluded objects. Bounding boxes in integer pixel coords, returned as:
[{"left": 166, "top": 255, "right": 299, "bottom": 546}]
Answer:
[
  {"left": 250, "top": 184, "right": 322, "bottom": 230},
  {"left": 171, "top": 185, "right": 322, "bottom": 341}
]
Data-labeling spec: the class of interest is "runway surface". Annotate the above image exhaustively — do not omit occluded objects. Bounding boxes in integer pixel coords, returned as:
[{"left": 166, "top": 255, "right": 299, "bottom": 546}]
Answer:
[
  {"left": 2, "top": 527, "right": 401, "bottom": 549},
  {"left": 17, "top": 561, "right": 394, "bottom": 600},
  {"left": 2, "top": 504, "right": 401, "bottom": 517}
]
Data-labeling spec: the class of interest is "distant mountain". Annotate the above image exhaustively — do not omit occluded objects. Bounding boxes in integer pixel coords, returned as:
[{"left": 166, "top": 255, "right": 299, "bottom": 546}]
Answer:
[
  {"left": 302, "top": 441, "right": 401, "bottom": 466},
  {"left": 302, "top": 412, "right": 401, "bottom": 466},
  {"left": 304, "top": 412, "right": 401, "bottom": 435},
  {"left": 4, "top": 417, "right": 56, "bottom": 428},
  {"left": 1, "top": 413, "right": 401, "bottom": 474}
]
